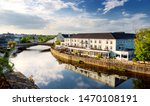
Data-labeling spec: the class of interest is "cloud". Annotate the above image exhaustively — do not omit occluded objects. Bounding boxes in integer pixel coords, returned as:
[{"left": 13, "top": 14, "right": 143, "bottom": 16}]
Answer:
[
  {"left": 103, "top": 0, "right": 128, "bottom": 14},
  {"left": 122, "top": 11, "right": 130, "bottom": 17},
  {"left": 48, "top": 13, "right": 149, "bottom": 33},
  {"left": 0, "top": 0, "right": 149, "bottom": 34},
  {"left": 10, "top": 45, "right": 65, "bottom": 86},
  {"left": 0, "top": 10, "right": 48, "bottom": 29},
  {"left": 0, "top": 0, "right": 83, "bottom": 16}
]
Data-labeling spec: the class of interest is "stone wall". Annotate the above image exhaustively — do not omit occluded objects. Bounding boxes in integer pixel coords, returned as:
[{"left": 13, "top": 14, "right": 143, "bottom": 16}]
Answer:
[{"left": 51, "top": 48, "right": 150, "bottom": 75}]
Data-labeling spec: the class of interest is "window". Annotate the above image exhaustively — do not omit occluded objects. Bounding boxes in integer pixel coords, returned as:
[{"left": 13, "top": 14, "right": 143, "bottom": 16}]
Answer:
[
  {"left": 110, "top": 41, "right": 113, "bottom": 44},
  {"left": 110, "top": 46, "right": 112, "bottom": 49},
  {"left": 99, "top": 40, "right": 101, "bottom": 43},
  {"left": 106, "top": 41, "right": 108, "bottom": 44},
  {"left": 99, "top": 46, "right": 102, "bottom": 50},
  {"left": 105, "top": 46, "right": 108, "bottom": 50},
  {"left": 95, "top": 45, "right": 97, "bottom": 49},
  {"left": 91, "top": 40, "right": 92, "bottom": 43},
  {"left": 95, "top": 40, "right": 97, "bottom": 43},
  {"left": 91, "top": 45, "right": 93, "bottom": 48}
]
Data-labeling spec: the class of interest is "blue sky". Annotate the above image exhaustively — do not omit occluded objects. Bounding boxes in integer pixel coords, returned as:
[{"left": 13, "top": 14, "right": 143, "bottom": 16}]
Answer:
[{"left": 0, "top": 0, "right": 149, "bottom": 34}]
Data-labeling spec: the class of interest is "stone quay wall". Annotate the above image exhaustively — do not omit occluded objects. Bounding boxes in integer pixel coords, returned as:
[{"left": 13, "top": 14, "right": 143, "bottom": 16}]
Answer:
[{"left": 51, "top": 48, "right": 150, "bottom": 75}]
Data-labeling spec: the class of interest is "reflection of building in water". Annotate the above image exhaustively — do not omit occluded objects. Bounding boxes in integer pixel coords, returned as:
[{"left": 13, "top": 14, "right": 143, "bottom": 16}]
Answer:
[{"left": 65, "top": 64, "right": 128, "bottom": 88}]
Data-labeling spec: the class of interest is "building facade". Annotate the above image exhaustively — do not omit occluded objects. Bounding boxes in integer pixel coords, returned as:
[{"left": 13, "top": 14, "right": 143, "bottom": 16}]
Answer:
[{"left": 60, "top": 32, "right": 135, "bottom": 60}]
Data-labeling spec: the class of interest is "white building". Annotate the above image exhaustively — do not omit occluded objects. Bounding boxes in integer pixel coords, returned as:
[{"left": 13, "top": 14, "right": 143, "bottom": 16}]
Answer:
[{"left": 61, "top": 32, "right": 135, "bottom": 60}]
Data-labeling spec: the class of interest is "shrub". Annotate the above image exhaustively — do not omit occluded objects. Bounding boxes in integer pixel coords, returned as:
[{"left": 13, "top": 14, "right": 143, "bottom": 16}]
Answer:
[
  {"left": 7, "top": 41, "right": 17, "bottom": 48},
  {"left": 132, "top": 57, "right": 138, "bottom": 62},
  {"left": 77, "top": 60, "right": 84, "bottom": 64},
  {"left": 55, "top": 40, "right": 61, "bottom": 45},
  {"left": 96, "top": 54, "right": 102, "bottom": 58}
]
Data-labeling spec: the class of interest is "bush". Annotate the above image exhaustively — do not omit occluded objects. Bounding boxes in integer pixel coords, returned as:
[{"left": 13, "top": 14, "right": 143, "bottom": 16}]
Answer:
[
  {"left": 0, "top": 57, "right": 13, "bottom": 74},
  {"left": 55, "top": 40, "right": 61, "bottom": 45},
  {"left": 132, "top": 57, "right": 138, "bottom": 62},
  {"left": 7, "top": 41, "right": 17, "bottom": 48},
  {"left": 96, "top": 54, "right": 102, "bottom": 58},
  {"left": 77, "top": 60, "right": 84, "bottom": 64}
]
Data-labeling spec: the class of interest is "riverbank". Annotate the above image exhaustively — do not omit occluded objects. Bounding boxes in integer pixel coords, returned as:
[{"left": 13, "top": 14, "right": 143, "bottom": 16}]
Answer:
[{"left": 51, "top": 48, "right": 150, "bottom": 75}]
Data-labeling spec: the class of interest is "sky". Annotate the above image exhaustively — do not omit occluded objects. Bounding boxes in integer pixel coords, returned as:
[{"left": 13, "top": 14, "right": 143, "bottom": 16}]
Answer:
[{"left": 0, "top": 0, "right": 150, "bottom": 35}]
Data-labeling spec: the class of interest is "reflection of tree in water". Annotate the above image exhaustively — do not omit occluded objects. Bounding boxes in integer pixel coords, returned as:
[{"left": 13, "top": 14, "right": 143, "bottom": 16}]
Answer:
[{"left": 133, "top": 79, "right": 150, "bottom": 89}]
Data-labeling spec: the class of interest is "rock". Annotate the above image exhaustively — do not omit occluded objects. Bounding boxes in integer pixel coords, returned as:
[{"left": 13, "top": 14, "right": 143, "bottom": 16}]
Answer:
[{"left": 4, "top": 72, "right": 39, "bottom": 89}]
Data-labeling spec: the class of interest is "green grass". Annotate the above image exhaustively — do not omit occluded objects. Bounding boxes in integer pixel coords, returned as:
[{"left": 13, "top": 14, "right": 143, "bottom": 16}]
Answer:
[
  {"left": 76, "top": 60, "right": 84, "bottom": 64},
  {"left": 109, "top": 66, "right": 126, "bottom": 72}
]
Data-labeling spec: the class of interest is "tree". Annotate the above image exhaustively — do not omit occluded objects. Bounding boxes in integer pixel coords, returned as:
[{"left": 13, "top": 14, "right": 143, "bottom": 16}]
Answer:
[
  {"left": 55, "top": 40, "right": 61, "bottom": 45},
  {"left": 7, "top": 41, "right": 17, "bottom": 48},
  {"left": 21, "top": 36, "right": 32, "bottom": 43},
  {"left": 134, "top": 28, "right": 150, "bottom": 62}
]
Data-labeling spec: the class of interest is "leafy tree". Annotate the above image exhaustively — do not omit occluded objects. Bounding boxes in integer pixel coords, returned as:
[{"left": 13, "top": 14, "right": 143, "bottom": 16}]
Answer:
[
  {"left": 134, "top": 28, "right": 150, "bottom": 62},
  {"left": 21, "top": 36, "right": 32, "bottom": 43},
  {"left": 37, "top": 36, "right": 46, "bottom": 42},
  {"left": 7, "top": 41, "right": 17, "bottom": 48},
  {"left": 55, "top": 40, "right": 61, "bottom": 45}
]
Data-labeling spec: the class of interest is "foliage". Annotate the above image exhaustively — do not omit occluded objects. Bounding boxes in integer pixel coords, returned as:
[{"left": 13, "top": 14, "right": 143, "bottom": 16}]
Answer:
[
  {"left": 76, "top": 60, "right": 84, "bottom": 64},
  {"left": 21, "top": 35, "right": 55, "bottom": 43},
  {"left": 55, "top": 40, "right": 61, "bottom": 45},
  {"left": 0, "top": 57, "right": 13, "bottom": 75},
  {"left": 134, "top": 28, "right": 150, "bottom": 62},
  {"left": 21, "top": 36, "right": 32, "bottom": 43},
  {"left": 109, "top": 66, "right": 126, "bottom": 72},
  {"left": 132, "top": 57, "right": 138, "bottom": 62},
  {"left": 0, "top": 47, "right": 13, "bottom": 75},
  {"left": 7, "top": 41, "right": 17, "bottom": 48},
  {"left": 96, "top": 54, "right": 102, "bottom": 58}
]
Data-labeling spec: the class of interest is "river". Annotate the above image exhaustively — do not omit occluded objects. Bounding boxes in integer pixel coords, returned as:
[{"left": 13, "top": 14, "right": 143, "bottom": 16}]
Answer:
[{"left": 10, "top": 45, "right": 150, "bottom": 89}]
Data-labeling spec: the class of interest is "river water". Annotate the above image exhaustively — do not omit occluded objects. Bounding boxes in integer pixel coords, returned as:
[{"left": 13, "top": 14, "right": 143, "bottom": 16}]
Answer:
[{"left": 10, "top": 46, "right": 150, "bottom": 89}]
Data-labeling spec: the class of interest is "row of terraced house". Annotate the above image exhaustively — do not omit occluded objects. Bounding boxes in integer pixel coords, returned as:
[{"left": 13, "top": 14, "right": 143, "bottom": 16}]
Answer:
[{"left": 54, "top": 32, "right": 135, "bottom": 60}]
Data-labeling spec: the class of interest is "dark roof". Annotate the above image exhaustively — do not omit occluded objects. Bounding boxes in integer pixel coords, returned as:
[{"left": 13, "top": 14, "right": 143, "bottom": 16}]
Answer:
[
  {"left": 61, "top": 34, "right": 69, "bottom": 38},
  {"left": 111, "top": 32, "right": 135, "bottom": 39},
  {"left": 69, "top": 32, "right": 135, "bottom": 39}
]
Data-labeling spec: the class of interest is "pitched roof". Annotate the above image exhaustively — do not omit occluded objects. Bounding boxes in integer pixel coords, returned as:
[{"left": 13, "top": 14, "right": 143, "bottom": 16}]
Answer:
[
  {"left": 61, "top": 34, "right": 69, "bottom": 38},
  {"left": 69, "top": 32, "right": 135, "bottom": 39}
]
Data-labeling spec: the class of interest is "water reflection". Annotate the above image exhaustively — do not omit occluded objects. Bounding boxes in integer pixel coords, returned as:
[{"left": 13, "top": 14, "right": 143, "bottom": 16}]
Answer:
[
  {"left": 65, "top": 64, "right": 128, "bottom": 87},
  {"left": 10, "top": 45, "right": 150, "bottom": 89},
  {"left": 10, "top": 46, "right": 65, "bottom": 87}
]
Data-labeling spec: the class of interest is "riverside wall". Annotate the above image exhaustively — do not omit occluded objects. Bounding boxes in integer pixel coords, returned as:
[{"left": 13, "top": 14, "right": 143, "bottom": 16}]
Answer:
[{"left": 51, "top": 48, "right": 150, "bottom": 75}]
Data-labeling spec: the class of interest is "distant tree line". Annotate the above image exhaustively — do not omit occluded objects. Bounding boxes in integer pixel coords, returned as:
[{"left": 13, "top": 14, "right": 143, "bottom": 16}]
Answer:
[{"left": 21, "top": 35, "right": 55, "bottom": 43}]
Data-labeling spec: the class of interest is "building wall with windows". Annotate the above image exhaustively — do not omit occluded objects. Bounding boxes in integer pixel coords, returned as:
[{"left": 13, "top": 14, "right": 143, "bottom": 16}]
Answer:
[{"left": 60, "top": 32, "right": 135, "bottom": 60}]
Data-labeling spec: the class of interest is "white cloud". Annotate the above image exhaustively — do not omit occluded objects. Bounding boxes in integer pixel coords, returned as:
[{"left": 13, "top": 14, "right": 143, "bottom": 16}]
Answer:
[
  {"left": 122, "top": 11, "right": 130, "bottom": 17},
  {"left": 0, "top": 0, "right": 149, "bottom": 34},
  {"left": 47, "top": 13, "right": 149, "bottom": 34},
  {"left": 103, "top": 0, "right": 128, "bottom": 14},
  {"left": 10, "top": 46, "right": 65, "bottom": 86},
  {"left": 0, "top": 0, "right": 82, "bottom": 17},
  {"left": 97, "top": 8, "right": 102, "bottom": 12}
]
